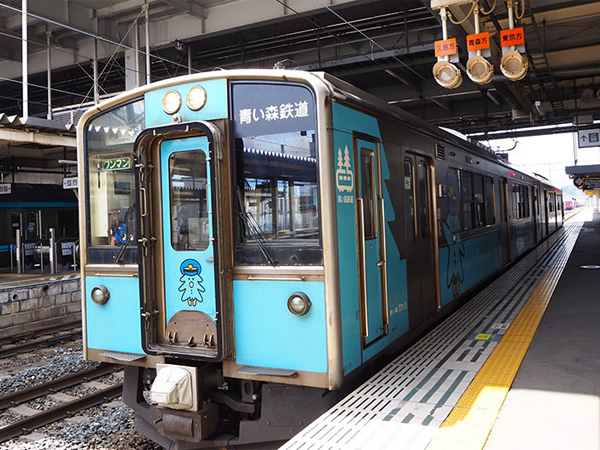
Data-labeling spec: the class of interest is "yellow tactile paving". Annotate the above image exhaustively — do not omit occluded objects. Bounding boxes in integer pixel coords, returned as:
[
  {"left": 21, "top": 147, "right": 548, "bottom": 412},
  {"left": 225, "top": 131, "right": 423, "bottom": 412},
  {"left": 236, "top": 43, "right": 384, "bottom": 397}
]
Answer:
[{"left": 427, "top": 238, "right": 575, "bottom": 450}]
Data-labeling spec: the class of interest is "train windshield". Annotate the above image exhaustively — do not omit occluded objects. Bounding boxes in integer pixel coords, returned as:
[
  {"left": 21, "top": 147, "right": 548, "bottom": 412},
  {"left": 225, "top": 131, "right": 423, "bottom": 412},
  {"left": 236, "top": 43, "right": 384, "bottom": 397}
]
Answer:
[
  {"left": 85, "top": 99, "right": 145, "bottom": 264},
  {"left": 231, "top": 82, "right": 321, "bottom": 265}
]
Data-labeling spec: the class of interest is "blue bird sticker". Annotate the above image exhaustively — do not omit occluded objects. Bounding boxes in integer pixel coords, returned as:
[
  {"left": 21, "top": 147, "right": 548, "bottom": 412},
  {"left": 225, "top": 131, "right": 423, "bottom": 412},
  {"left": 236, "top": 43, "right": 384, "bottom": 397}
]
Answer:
[{"left": 178, "top": 259, "right": 205, "bottom": 307}]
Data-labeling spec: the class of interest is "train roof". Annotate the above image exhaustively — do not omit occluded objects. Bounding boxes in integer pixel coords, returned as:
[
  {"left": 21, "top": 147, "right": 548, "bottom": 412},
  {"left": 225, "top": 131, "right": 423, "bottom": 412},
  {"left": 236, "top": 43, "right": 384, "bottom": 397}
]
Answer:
[
  {"left": 314, "top": 71, "right": 560, "bottom": 191},
  {"left": 77, "top": 69, "right": 559, "bottom": 192}
]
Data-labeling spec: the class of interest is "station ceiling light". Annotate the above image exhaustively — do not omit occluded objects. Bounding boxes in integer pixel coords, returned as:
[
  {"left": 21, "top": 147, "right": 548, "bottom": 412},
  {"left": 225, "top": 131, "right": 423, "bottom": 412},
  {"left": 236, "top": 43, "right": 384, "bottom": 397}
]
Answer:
[
  {"left": 466, "top": 55, "right": 494, "bottom": 85},
  {"left": 431, "top": 5, "right": 463, "bottom": 89},
  {"left": 433, "top": 60, "right": 463, "bottom": 89},
  {"left": 500, "top": 50, "right": 528, "bottom": 81}
]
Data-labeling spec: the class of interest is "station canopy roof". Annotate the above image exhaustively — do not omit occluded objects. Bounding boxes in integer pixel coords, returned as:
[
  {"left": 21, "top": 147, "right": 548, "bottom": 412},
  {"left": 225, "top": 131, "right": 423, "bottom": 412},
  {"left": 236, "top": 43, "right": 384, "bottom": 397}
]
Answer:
[{"left": 1, "top": 0, "right": 600, "bottom": 172}]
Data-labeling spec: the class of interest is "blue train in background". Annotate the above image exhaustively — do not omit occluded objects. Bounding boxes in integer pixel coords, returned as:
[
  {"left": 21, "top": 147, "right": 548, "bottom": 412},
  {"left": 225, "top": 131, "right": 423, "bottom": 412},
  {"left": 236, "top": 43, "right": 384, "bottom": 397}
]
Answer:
[
  {"left": 0, "top": 183, "right": 78, "bottom": 270},
  {"left": 77, "top": 70, "right": 563, "bottom": 449}
]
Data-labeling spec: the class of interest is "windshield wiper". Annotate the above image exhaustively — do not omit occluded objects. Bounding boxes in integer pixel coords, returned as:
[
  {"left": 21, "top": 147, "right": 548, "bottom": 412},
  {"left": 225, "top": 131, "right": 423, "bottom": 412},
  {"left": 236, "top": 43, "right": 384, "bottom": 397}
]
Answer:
[
  {"left": 114, "top": 234, "right": 133, "bottom": 264},
  {"left": 237, "top": 189, "right": 278, "bottom": 265}
]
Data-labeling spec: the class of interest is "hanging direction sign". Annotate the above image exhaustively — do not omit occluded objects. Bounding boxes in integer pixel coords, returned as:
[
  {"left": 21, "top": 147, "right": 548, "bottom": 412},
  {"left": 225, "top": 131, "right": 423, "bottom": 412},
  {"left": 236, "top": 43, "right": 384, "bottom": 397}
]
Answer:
[{"left": 578, "top": 129, "right": 600, "bottom": 148}]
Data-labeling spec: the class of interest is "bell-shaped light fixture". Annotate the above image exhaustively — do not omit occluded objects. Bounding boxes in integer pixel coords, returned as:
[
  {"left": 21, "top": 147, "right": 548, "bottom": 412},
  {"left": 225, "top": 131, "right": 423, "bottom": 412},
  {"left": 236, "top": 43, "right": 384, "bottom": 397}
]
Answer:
[
  {"left": 466, "top": 55, "right": 494, "bottom": 85},
  {"left": 433, "top": 60, "right": 463, "bottom": 89},
  {"left": 500, "top": 50, "right": 528, "bottom": 81}
]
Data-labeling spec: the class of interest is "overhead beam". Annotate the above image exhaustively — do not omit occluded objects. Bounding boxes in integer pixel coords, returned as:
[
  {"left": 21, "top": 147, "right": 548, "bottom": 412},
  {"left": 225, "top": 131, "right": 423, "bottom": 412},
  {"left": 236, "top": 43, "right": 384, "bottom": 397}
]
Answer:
[
  {"left": 0, "top": 127, "right": 76, "bottom": 147},
  {"left": 160, "top": 0, "right": 206, "bottom": 19},
  {"left": 96, "top": 0, "right": 147, "bottom": 18}
]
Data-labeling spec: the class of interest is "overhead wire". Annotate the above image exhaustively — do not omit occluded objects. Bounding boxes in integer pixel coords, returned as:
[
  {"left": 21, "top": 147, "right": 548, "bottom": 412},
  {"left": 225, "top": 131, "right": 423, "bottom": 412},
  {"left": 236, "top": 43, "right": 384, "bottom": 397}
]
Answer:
[
  {"left": 295, "top": 0, "right": 485, "bottom": 118},
  {"left": 310, "top": 0, "right": 432, "bottom": 85},
  {"left": 0, "top": 4, "right": 186, "bottom": 112},
  {"left": 0, "top": 3, "right": 196, "bottom": 75},
  {"left": 273, "top": 0, "right": 462, "bottom": 114}
]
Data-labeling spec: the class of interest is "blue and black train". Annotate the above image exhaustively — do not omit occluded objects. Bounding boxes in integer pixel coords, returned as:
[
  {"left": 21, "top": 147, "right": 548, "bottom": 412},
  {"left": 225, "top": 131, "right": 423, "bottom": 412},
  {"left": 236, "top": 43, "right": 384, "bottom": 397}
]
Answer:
[
  {"left": 77, "top": 70, "right": 563, "bottom": 449},
  {"left": 0, "top": 183, "right": 78, "bottom": 269}
]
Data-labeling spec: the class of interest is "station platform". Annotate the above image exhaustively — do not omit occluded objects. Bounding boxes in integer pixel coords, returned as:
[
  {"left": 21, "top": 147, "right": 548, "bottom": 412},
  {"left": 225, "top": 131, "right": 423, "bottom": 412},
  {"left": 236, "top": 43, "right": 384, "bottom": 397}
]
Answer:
[
  {"left": 281, "top": 208, "right": 599, "bottom": 450},
  {"left": 0, "top": 267, "right": 79, "bottom": 288}
]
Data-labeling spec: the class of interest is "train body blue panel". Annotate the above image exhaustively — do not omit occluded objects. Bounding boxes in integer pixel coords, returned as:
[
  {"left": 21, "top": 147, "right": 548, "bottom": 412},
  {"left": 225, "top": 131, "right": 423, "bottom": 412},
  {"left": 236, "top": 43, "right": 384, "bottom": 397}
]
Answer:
[
  {"left": 332, "top": 102, "right": 409, "bottom": 374},
  {"left": 439, "top": 231, "right": 503, "bottom": 307},
  {"left": 233, "top": 280, "right": 327, "bottom": 373},
  {"left": 144, "top": 79, "right": 228, "bottom": 127},
  {"left": 85, "top": 276, "right": 144, "bottom": 354}
]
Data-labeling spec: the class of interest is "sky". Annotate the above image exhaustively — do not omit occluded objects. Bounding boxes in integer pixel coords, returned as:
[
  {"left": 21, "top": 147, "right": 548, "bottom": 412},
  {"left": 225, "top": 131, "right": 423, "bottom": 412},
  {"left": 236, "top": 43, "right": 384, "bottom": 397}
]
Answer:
[{"left": 488, "top": 132, "right": 600, "bottom": 201}]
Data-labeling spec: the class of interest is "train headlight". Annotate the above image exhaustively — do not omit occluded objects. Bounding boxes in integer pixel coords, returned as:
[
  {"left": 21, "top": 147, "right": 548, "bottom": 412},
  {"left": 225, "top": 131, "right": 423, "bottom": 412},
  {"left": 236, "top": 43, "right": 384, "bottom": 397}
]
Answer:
[
  {"left": 162, "top": 90, "right": 182, "bottom": 114},
  {"left": 287, "top": 292, "right": 311, "bottom": 316},
  {"left": 91, "top": 285, "right": 110, "bottom": 305},
  {"left": 186, "top": 86, "right": 207, "bottom": 111}
]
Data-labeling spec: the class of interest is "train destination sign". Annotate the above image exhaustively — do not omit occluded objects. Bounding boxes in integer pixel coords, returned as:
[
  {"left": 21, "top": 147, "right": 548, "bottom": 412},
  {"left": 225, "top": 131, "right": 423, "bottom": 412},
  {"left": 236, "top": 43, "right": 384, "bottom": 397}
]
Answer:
[
  {"left": 102, "top": 156, "right": 132, "bottom": 171},
  {"left": 232, "top": 83, "right": 315, "bottom": 138}
]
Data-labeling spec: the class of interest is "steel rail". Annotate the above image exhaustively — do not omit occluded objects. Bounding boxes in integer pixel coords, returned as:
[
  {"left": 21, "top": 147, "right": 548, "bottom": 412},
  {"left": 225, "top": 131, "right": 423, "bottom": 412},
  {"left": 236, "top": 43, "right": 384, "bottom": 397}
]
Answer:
[
  {"left": 0, "top": 382, "right": 123, "bottom": 443},
  {"left": 0, "top": 364, "right": 120, "bottom": 410},
  {"left": 0, "top": 328, "right": 82, "bottom": 360}
]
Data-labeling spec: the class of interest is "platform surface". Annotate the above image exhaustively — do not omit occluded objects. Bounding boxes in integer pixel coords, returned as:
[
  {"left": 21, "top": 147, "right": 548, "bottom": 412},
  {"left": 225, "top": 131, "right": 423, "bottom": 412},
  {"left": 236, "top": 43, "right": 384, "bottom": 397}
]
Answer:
[
  {"left": 281, "top": 208, "right": 598, "bottom": 450},
  {"left": 484, "top": 208, "right": 600, "bottom": 450}
]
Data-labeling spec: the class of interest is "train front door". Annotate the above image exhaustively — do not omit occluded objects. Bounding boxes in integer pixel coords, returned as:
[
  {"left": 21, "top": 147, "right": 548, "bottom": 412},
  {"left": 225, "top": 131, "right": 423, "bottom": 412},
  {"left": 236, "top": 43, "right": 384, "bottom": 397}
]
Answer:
[
  {"left": 136, "top": 123, "right": 224, "bottom": 360},
  {"left": 354, "top": 134, "right": 388, "bottom": 347},
  {"left": 404, "top": 153, "right": 437, "bottom": 329},
  {"left": 158, "top": 136, "right": 219, "bottom": 350}
]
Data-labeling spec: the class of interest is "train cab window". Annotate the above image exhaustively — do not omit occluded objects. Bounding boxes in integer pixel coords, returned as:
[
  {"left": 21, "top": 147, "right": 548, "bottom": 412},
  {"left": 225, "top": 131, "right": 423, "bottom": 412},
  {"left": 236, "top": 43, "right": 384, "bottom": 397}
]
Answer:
[
  {"left": 85, "top": 99, "right": 145, "bottom": 264},
  {"left": 360, "top": 149, "right": 377, "bottom": 240},
  {"left": 404, "top": 159, "right": 415, "bottom": 244},
  {"left": 168, "top": 150, "right": 209, "bottom": 251},
  {"left": 231, "top": 82, "right": 321, "bottom": 266}
]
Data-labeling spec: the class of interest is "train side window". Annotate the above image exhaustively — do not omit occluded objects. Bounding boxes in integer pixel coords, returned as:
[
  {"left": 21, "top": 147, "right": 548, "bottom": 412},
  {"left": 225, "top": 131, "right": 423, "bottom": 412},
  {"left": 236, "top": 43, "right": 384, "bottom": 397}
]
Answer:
[
  {"left": 24, "top": 210, "right": 40, "bottom": 240},
  {"left": 417, "top": 161, "right": 430, "bottom": 238},
  {"left": 484, "top": 176, "right": 495, "bottom": 225},
  {"left": 57, "top": 210, "right": 78, "bottom": 238},
  {"left": 473, "top": 173, "right": 485, "bottom": 227},
  {"left": 461, "top": 171, "right": 473, "bottom": 230},
  {"left": 168, "top": 150, "right": 209, "bottom": 251},
  {"left": 512, "top": 184, "right": 531, "bottom": 219},
  {"left": 360, "top": 149, "right": 377, "bottom": 240},
  {"left": 404, "top": 159, "right": 415, "bottom": 244},
  {"left": 9, "top": 210, "right": 21, "bottom": 237}
]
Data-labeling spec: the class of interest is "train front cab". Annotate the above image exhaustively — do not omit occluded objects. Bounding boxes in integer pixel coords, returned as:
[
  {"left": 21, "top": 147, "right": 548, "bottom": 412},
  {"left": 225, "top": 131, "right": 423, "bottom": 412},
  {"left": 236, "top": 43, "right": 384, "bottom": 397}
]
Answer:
[
  {"left": 79, "top": 73, "right": 356, "bottom": 447},
  {"left": 79, "top": 71, "right": 563, "bottom": 448}
]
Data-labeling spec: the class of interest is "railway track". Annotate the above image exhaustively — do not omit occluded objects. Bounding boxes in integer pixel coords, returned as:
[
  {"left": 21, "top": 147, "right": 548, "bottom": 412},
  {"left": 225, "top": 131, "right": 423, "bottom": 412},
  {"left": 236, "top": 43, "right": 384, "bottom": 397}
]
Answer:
[
  {"left": 0, "top": 364, "right": 123, "bottom": 443},
  {"left": 0, "top": 322, "right": 81, "bottom": 360}
]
